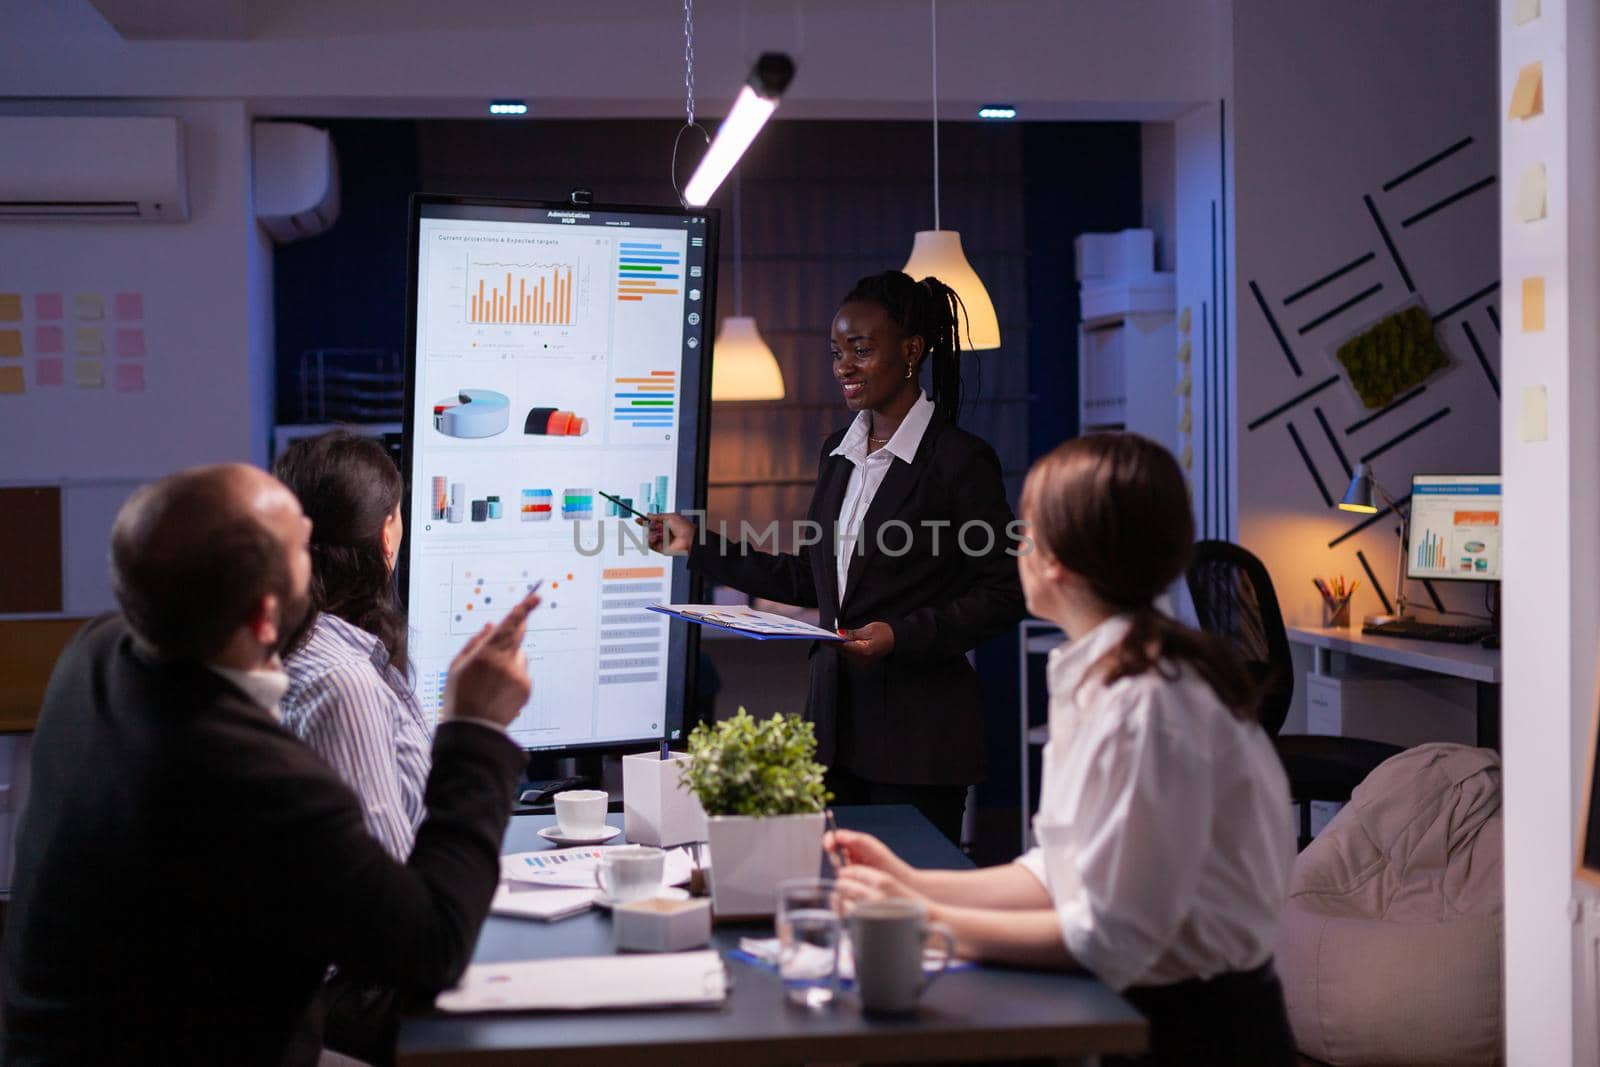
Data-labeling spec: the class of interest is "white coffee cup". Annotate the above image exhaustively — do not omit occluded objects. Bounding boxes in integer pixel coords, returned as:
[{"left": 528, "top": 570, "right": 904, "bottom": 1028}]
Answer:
[
  {"left": 595, "top": 845, "right": 667, "bottom": 904},
  {"left": 849, "top": 898, "right": 956, "bottom": 1016},
  {"left": 553, "top": 789, "right": 608, "bottom": 837}
]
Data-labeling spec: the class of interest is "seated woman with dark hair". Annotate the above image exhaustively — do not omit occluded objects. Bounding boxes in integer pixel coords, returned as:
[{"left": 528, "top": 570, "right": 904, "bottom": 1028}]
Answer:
[{"left": 275, "top": 430, "right": 428, "bottom": 860}]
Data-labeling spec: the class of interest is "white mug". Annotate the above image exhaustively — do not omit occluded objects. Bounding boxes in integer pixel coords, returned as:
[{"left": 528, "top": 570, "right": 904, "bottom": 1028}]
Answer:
[
  {"left": 553, "top": 789, "right": 608, "bottom": 837},
  {"left": 595, "top": 846, "right": 667, "bottom": 904},
  {"left": 849, "top": 898, "right": 956, "bottom": 1016}
]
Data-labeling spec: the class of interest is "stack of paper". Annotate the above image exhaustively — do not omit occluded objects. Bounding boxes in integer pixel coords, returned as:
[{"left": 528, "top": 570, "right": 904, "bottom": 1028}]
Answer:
[
  {"left": 489, "top": 882, "right": 599, "bottom": 921},
  {"left": 436, "top": 950, "right": 728, "bottom": 1013},
  {"left": 490, "top": 845, "right": 697, "bottom": 921}
]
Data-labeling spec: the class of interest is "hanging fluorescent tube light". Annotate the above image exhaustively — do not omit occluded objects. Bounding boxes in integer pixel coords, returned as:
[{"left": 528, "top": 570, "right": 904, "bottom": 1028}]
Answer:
[{"left": 682, "top": 53, "right": 794, "bottom": 207}]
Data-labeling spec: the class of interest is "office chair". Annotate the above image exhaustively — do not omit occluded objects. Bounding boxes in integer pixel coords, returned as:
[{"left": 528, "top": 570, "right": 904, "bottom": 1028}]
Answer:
[{"left": 1186, "top": 540, "right": 1402, "bottom": 849}]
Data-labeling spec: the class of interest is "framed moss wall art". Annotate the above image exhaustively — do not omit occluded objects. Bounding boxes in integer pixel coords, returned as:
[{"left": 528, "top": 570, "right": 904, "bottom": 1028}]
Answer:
[{"left": 1332, "top": 301, "right": 1452, "bottom": 409}]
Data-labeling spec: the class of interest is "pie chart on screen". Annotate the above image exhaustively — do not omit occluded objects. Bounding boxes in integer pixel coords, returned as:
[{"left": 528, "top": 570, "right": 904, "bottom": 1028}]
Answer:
[{"left": 433, "top": 389, "right": 511, "bottom": 438}]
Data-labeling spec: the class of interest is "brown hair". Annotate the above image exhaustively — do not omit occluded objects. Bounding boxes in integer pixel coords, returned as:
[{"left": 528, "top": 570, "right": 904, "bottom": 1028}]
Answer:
[
  {"left": 1021, "top": 433, "right": 1259, "bottom": 720},
  {"left": 111, "top": 466, "right": 291, "bottom": 662},
  {"left": 274, "top": 430, "right": 408, "bottom": 676}
]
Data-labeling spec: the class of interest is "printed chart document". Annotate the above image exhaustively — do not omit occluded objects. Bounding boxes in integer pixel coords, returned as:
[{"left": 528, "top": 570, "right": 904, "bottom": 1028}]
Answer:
[
  {"left": 648, "top": 604, "right": 846, "bottom": 641},
  {"left": 500, "top": 845, "right": 695, "bottom": 889},
  {"left": 436, "top": 950, "right": 728, "bottom": 1013}
]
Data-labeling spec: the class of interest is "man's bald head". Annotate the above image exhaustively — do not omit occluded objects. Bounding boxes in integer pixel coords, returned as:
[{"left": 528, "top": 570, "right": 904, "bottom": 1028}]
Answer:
[{"left": 111, "top": 464, "right": 306, "bottom": 662}]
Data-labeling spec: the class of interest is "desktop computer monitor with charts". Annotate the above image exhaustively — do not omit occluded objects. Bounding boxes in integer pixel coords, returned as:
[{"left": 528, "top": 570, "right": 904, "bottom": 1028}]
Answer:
[{"left": 1406, "top": 474, "right": 1502, "bottom": 583}]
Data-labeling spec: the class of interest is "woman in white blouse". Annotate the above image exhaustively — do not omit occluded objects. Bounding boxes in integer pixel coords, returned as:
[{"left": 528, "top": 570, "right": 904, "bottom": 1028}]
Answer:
[
  {"left": 276, "top": 431, "right": 431, "bottom": 861},
  {"left": 831, "top": 432, "right": 1297, "bottom": 1067}
]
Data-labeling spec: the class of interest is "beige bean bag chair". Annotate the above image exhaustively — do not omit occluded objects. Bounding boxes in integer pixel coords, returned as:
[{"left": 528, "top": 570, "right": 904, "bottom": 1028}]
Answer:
[{"left": 1276, "top": 743, "right": 1503, "bottom": 1067}]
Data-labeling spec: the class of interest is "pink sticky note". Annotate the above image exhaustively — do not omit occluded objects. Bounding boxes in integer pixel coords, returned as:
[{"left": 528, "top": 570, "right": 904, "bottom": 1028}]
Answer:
[
  {"left": 114, "top": 363, "right": 145, "bottom": 393},
  {"left": 35, "top": 325, "right": 64, "bottom": 354},
  {"left": 35, "top": 293, "right": 64, "bottom": 320},
  {"left": 114, "top": 293, "right": 144, "bottom": 321},
  {"left": 36, "top": 358, "right": 64, "bottom": 387},
  {"left": 115, "top": 328, "right": 146, "bottom": 357}
]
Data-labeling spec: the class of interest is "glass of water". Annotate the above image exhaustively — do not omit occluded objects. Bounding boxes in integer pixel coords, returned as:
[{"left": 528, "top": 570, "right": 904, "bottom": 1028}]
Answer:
[{"left": 775, "top": 877, "right": 841, "bottom": 1008}]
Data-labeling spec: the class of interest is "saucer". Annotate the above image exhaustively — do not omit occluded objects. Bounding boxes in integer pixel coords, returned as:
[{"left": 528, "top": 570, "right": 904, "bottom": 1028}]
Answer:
[
  {"left": 537, "top": 824, "right": 622, "bottom": 847},
  {"left": 594, "top": 886, "right": 691, "bottom": 909}
]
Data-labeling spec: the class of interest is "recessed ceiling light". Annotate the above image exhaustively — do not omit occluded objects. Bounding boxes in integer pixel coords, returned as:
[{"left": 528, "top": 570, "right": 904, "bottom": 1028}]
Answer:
[
  {"left": 978, "top": 105, "right": 1017, "bottom": 120},
  {"left": 489, "top": 100, "right": 529, "bottom": 116}
]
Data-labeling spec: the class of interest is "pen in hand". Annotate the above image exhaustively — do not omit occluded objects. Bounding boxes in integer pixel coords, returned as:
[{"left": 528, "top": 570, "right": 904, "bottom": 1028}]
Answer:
[{"left": 824, "top": 808, "right": 848, "bottom": 869}]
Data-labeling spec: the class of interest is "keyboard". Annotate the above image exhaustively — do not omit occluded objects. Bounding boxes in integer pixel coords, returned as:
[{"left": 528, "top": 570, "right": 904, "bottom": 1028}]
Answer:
[{"left": 1361, "top": 619, "right": 1496, "bottom": 644}]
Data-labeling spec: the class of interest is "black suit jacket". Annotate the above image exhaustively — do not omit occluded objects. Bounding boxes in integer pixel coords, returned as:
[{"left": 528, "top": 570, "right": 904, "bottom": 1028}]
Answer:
[
  {"left": 690, "top": 418, "right": 1024, "bottom": 785},
  {"left": 1, "top": 615, "right": 525, "bottom": 1066}
]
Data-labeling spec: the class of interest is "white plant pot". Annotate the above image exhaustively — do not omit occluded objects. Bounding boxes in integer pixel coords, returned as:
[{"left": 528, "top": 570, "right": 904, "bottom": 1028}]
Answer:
[
  {"left": 704, "top": 811, "right": 825, "bottom": 919},
  {"left": 622, "top": 751, "right": 707, "bottom": 848}
]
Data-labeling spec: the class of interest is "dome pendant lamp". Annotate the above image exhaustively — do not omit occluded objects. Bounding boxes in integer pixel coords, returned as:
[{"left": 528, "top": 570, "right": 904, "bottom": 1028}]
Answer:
[
  {"left": 901, "top": 0, "right": 1000, "bottom": 350},
  {"left": 712, "top": 172, "right": 785, "bottom": 401}
]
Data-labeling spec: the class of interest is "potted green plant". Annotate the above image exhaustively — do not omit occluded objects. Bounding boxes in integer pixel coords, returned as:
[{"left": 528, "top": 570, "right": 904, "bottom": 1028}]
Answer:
[{"left": 681, "top": 708, "right": 829, "bottom": 918}]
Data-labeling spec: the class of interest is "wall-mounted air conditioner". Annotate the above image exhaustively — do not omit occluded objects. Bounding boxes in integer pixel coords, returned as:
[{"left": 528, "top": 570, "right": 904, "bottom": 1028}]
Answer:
[
  {"left": 0, "top": 116, "right": 188, "bottom": 222},
  {"left": 253, "top": 122, "right": 340, "bottom": 243}
]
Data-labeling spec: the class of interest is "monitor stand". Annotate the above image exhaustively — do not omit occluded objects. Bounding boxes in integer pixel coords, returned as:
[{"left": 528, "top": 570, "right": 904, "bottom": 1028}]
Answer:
[{"left": 518, "top": 752, "right": 604, "bottom": 808}]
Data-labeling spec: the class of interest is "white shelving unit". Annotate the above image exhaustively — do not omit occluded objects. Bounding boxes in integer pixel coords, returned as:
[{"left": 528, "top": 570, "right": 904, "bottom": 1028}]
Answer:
[{"left": 1074, "top": 229, "right": 1178, "bottom": 453}]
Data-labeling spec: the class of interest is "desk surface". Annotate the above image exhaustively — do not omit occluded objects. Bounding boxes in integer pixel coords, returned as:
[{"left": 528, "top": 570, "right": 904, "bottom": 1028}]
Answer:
[
  {"left": 1288, "top": 624, "right": 1501, "bottom": 684},
  {"left": 397, "top": 805, "right": 1147, "bottom": 1066}
]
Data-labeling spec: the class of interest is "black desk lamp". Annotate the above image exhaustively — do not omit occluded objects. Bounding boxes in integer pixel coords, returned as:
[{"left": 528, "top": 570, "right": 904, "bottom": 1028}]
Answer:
[{"left": 1338, "top": 462, "right": 1409, "bottom": 623}]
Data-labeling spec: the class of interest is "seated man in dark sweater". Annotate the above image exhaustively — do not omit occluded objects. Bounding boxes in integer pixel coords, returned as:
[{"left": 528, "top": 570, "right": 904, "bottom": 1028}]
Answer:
[{"left": 2, "top": 463, "right": 538, "bottom": 1066}]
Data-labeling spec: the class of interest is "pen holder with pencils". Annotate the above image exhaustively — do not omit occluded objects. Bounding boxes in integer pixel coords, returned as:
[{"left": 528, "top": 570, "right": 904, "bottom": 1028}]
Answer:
[{"left": 1322, "top": 596, "right": 1352, "bottom": 629}]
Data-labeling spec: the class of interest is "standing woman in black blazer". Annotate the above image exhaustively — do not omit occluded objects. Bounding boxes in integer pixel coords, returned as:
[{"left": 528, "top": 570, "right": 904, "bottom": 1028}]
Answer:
[{"left": 649, "top": 270, "right": 1025, "bottom": 842}]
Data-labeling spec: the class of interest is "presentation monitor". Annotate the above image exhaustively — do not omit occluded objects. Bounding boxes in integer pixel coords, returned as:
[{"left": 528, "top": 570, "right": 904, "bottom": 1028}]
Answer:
[
  {"left": 1406, "top": 474, "right": 1502, "bottom": 582},
  {"left": 401, "top": 194, "right": 718, "bottom": 755}
]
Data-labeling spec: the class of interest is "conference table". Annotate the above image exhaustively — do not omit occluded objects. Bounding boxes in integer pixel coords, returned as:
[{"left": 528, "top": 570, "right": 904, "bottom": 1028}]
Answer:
[{"left": 397, "top": 805, "right": 1148, "bottom": 1065}]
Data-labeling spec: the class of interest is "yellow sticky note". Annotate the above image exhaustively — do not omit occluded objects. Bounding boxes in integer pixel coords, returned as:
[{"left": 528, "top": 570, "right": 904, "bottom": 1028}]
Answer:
[
  {"left": 73, "top": 293, "right": 103, "bottom": 320},
  {"left": 1181, "top": 444, "right": 1194, "bottom": 469},
  {"left": 74, "top": 358, "right": 104, "bottom": 389},
  {"left": 1516, "top": 164, "right": 1547, "bottom": 222},
  {"left": 0, "top": 330, "right": 20, "bottom": 358},
  {"left": 1514, "top": 0, "right": 1540, "bottom": 25},
  {"left": 1509, "top": 61, "right": 1543, "bottom": 119},
  {"left": 0, "top": 366, "right": 22, "bottom": 394},
  {"left": 0, "top": 294, "right": 20, "bottom": 322},
  {"left": 1179, "top": 307, "right": 1192, "bottom": 334},
  {"left": 1174, "top": 373, "right": 1192, "bottom": 398},
  {"left": 1177, "top": 340, "right": 1192, "bottom": 364},
  {"left": 1180, "top": 409, "right": 1193, "bottom": 433},
  {"left": 74, "top": 326, "right": 103, "bottom": 355},
  {"left": 1519, "top": 385, "right": 1548, "bottom": 442},
  {"left": 1522, "top": 276, "right": 1546, "bottom": 332}
]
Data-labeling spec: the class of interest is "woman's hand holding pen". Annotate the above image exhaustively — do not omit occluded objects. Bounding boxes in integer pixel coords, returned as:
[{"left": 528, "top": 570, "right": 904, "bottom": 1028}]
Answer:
[
  {"left": 638, "top": 512, "right": 696, "bottom": 555},
  {"left": 837, "top": 621, "right": 895, "bottom": 660},
  {"left": 826, "top": 828, "right": 926, "bottom": 907}
]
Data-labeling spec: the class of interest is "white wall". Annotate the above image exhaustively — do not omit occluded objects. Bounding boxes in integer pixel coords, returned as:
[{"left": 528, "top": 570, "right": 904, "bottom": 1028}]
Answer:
[
  {"left": 1, "top": 0, "right": 1227, "bottom": 120},
  {"left": 0, "top": 97, "right": 273, "bottom": 479},
  {"left": 1500, "top": 0, "right": 1600, "bottom": 1062},
  {"left": 1141, "top": 122, "right": 1177, "bottom": 272},
  {"left": 1230, "top": 0, "right": 1500, "bottom": 629}
]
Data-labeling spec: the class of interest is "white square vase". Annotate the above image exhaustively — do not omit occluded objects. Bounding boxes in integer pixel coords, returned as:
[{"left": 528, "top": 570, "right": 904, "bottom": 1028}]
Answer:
[
  {"left": 705, "top": 811, "right": 825, "bottom": 919},
  {"left": 622, "top": 751, "right": 707, "bottom": 848}
]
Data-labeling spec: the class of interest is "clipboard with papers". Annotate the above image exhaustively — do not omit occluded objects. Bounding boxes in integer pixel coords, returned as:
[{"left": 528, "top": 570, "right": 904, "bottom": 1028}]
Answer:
[{"left": 647, "top": 604, "right": 846, "bottom": 641}]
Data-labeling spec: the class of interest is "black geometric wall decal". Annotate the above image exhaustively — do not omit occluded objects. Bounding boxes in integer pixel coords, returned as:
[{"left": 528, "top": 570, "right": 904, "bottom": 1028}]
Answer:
[
  {"left": 1356, "top": 548, "right": 1393, "bottom": 615},
  {"left": 1249, "top": 280, "right": 1302, "bottom": 377},
  {"left": 1247, "top": 374, "right": 1341, "bottom": 432},
  {"left": 1288, "top": 422, "right": 1334, "bottom": 507},
  {"left": 1400, "top": 176, "right": 1496, "bottom": 228},
  {"left": 1432, "top": 283, "right": 1499, "bottom": 324},
  {"left": 1345, "top": 385, "right": 1426, "bottom": 435},
  {"left": 1383, "top": 136, "right": 1475, "bottom": 192},
  {"left": 1419, "top": 578, "right": 1447, "bottom": 614},
  {"left": 1297, "top": 282, "right": 1384, "bottom": 335},
  {"left": 1461, "top": 321, "right": 1501, "bottom": 397},
  {"left": 1284, "top": 252, "right": 1376, "bottom": 306},
  {"left": 1314, "top": 406, "right": 1353, "bottom": 478},
  {"left": 1358, "top": 407, "right": 1453, "bottom": 464},
  {"left": 1486, "top": 305, "right": 1500, "bottom": 333},
  {"left": 1364, "top": 194, "right": 1415, "bottom": 293},
  {"left": 1330, "top": 493, "right": 1413, "bottom": 548}
]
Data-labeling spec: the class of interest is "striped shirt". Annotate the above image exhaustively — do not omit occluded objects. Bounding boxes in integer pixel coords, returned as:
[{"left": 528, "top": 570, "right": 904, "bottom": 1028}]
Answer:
[{"left": 282, "top": 613, "right": 431, "bottom": 860}]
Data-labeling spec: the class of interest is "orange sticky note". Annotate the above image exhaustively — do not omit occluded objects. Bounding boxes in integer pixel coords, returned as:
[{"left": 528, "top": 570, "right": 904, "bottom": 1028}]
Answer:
[
  {"left": 0, "top": 294, "right": 20, "bottom": 322},
  {"left": 1522, "top": 276, "right": 1546, "bottom": 332},
  {"left": 0, "top": 330, "right": 20, "bottom": 358},
  {"left": 1509, "top": 61, "right": 1543, "bottom": 118},
  {"left": 0, "top": 366, "right": 24, "bottom": 395}
]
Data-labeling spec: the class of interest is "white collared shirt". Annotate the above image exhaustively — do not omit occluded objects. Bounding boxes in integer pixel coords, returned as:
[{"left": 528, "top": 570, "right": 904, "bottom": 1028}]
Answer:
[
  {"left": 208, "top": 660, "right": 291, "bottom": 722},
  {"left": 830, "top": 391, "right": 936, "bottom": 601},
  {"left": 1015, "top": 614, "right": 1295, "bottom": 992}
]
